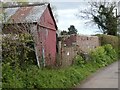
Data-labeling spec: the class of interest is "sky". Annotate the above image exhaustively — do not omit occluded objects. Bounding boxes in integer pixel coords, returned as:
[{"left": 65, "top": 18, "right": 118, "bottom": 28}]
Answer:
[
  {"left": 49, "top": 0, "right": 120, "bottom": 35},
  {"left": 50, "top": 2, "right": 100, "bottom": 35}
]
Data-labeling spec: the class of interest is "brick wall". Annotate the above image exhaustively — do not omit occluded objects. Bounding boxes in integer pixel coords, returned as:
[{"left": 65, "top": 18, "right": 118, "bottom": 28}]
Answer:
[
  {"left": 61, "top": 34, "right": 100, "bottom": 53},
  {"left": 58, "top": 34, "right": 100, "bottom": 67},
  {"left": 76, "top": 35, "right": 100, "bottom": 53}
]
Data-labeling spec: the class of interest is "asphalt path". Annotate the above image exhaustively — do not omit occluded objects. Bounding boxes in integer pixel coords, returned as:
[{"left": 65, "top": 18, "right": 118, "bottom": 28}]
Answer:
[{"left": 76, "top": 61, "right": 119, "bottom": 88}]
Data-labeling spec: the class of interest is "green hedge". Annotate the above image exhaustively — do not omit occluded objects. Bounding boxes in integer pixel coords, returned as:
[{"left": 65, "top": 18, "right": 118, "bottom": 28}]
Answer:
[
  {"left": 96, "top": 34, "right": 119, "bottom": 58},
  {"left": 90, "top": 44, "right": 117, "bottom": 67},
  {"left": 2, "top": 44, "right": 118, "bottom": 88},
  {"left": 97, "top": 34, "right": 118, "bottom": 50}
]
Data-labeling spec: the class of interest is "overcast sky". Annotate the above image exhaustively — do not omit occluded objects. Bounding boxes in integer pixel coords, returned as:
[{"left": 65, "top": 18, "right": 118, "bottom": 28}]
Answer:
[
  {"left": 49, "top": 0, "right": 120, "bottom": 35},
  {"left": 50, "top": 2, "right": 100, "bottom": 35}
]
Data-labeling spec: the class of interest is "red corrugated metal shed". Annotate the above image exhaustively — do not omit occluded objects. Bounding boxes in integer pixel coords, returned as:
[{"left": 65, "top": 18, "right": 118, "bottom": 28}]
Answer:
[{"left": 3, "top": 3, "right": 57, "bottom": 67}]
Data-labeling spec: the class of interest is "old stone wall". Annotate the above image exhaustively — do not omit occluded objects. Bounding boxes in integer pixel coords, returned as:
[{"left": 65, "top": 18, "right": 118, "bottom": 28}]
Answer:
[
  {"left": 76, "top": 35, "right": 100, "bottom": 53},
  {"left": 58, "top": 34, "right": 100, "bottom": 67}
]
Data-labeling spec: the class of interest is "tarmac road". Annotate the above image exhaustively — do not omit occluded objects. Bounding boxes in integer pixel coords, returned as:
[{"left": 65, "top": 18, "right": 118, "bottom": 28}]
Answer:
[{"left": 76, "top": 61, "right": 119, "bottom": 88}]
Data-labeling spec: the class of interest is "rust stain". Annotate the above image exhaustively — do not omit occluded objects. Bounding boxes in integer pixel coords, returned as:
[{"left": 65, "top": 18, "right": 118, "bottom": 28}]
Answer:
[{"left": 11, "top": 6, "right": 33, "bottom": 22}]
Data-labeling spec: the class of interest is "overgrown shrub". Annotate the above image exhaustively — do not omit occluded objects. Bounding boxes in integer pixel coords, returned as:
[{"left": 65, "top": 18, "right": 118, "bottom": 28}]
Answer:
[
  {"left": 74, "top": 55, "right": 85, "bottom": 67},
  {"left": 104, "top": 44, "right": 117, "bottom": 60},
  {"left": 90, "top": 46, "right": 107, "bottom": 67},
  {"left": 74, "top": 44, "right": 117, "bottom": 68},
  {"left": 2, "top": 33, "right": 36, "bottom": 68},
  {"left": 90, "top": 44, "right": 117, "bottom": 67},
  {"left": 2, "top": 63, "right": 26, "bottom": 88},
  {"left": 96, "top": 34, "right": 119, "bottom": 59}
]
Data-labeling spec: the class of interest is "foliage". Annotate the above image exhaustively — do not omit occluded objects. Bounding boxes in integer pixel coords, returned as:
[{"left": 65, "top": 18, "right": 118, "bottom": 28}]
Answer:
[
  {"left": 96, "top": 34, "right": 119, "bottom": 58},
  {"left": 78, "top": 2, "right": 119, "bottom": 36},
  {"left": 2, "top": 62, "right": 98, "bottom": 88},
  {"left": 93, "top": 3, "right": 117, "bottom": 35},
  {"left": 104, "top": 44, "right": 117, "bottom": 58},
  {"left": 2, "top": 64, "right": 26, "bottom": 88},
  {"left": 60, "top": 30, "right": 68, "bottom": 35},
  {"left": 60, "top": 25, "right": 77, "bottom": 35},
  {"left": 74, "top": 44, "right": 117, "bottom": 68},
  {"left": 90, "top": 44, "right": 117, "bottom": 67},
  {"left": 2, "top": 33, "right": 36, "bottom": 68},
  {"left": 74, "top": 55, "right": 85, "bottom": 67},
  {"left": 97, "top": 34, "right": 118, "bottom": 50},
  {"left": 68, "top": 25, "right": 77, "bottom": 35}
]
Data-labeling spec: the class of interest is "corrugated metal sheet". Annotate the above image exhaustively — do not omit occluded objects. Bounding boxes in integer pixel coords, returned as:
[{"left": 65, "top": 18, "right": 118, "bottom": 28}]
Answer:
[
  {"left": 5, "top": 7, "right": 19, "bottom": 22},
  {"left": 3, "top": 4, "right": 48, "bottom": 23},
  {"left": 25, "top": 5, "right": 47, "bottom": 22}
]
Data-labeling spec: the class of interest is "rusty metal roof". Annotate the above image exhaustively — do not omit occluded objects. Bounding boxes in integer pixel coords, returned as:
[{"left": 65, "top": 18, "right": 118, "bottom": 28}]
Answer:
[{"left": 2, "top": 3, "right": 48, "bottom": 24}]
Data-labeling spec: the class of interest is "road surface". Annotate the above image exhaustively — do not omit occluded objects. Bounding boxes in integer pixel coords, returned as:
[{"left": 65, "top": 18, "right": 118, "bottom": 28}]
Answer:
[{"left": 76, "top": 61, "right": 119, "bottom": 88}]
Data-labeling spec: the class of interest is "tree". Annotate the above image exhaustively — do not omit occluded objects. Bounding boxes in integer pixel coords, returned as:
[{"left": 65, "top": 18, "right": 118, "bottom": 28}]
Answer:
[
  {"left": 77, "top": 1, "right": 119, "bottom": 36},
  {"left": 60, "top": 30, "right": 68, "bottom": 35},
  {"left": 68, "top": 25, "right": 77, "bottom": 35}
]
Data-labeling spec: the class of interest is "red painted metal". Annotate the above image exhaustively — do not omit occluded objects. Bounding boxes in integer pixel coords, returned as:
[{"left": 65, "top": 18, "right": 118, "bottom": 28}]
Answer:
[
  {"left": 39, "top": 7, "right": 56, "bottom": 31},
  {"left": 38, "top": 7, "right": 56, "bottom": 66}
]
